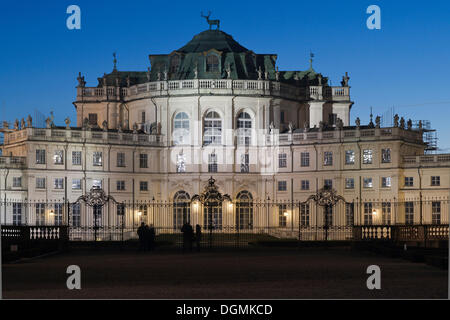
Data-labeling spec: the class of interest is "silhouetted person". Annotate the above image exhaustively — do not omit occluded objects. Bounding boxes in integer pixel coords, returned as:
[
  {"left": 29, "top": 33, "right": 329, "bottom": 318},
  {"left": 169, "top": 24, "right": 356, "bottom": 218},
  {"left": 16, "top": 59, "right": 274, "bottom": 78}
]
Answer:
[
  {"left": 195, "top": 224, "right": 202, "bottom": 252},
  {"left": 148, "top": 224, "right": 156, "bottom": 251},
  {"left": 181, "top": 222, "right": 194, "bottom": 253},
  {"left": 137, "top": 222, "right": 146, "bottom": 252}
]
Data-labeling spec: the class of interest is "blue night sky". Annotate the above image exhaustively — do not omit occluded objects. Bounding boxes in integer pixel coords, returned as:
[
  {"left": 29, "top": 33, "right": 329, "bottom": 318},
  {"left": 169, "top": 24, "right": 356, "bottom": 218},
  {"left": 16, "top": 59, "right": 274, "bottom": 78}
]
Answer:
[{"left": 1, "top": 0, "right": 450, "bottom": 150}]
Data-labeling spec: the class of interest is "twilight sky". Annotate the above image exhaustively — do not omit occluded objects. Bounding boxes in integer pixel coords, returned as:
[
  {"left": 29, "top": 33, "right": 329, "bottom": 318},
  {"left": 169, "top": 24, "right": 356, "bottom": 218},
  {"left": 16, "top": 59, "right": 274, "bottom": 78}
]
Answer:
[{"left": 1, "top": 0, "right": 449, "bottom": 150}]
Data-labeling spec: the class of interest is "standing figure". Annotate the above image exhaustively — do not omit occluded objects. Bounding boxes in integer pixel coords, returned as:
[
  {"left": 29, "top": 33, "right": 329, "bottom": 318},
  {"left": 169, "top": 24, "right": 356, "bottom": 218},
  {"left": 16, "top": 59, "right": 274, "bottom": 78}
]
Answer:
[
  {"left": 195, "top": 224, "right": 202, "bottom": 252},
  {"left": 137, "top": 222, "right": 146, "bottom": 252},
  {"left": 148, "top": 224, "right": 156, "bottom": 251},
  {"left": 181, "top": 222, "right": 194, "bottom": 253}
]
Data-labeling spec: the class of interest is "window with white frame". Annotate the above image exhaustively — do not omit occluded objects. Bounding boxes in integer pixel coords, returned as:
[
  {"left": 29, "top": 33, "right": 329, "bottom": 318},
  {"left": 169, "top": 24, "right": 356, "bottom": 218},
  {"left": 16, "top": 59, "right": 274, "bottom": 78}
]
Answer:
[
  {"left": 381, "top": 177, "right": 392, "bottom": 188},
  {"left": 405, "top": 202, "right": 414, "bottom": 225},
  {"left": 93, "top": 152, "right": 102, "bottom": 166},
  {"left": 278, "top": 204, "right": 287, "bottom": 227},
  {"left": 36, "top": 177, "right": 46, "bottom": 189},
  {"left": 54, "top": 150, "right": 64, "bottom": 164},
  {"left": 345, "top": 203, "right": 354, "bottom": 226},
  {"left": 117, "top": 180, "right": 125, "bottom": 191},
  {"left": 345, "top": 150, "right": 355, "bottom": 165},
  {"left": 345, "top": 178, "right": 354, "bottom": 189},
  {"left": 203, "top": 111, "right": 222, "bottom": 145},
  {"left": 54, "top": 178, "right": 64, "bottom": 189},
  {"left": 173, "top": 112, "right": 190, "bottom": 145},
  {"left": 139, "top": 153, "right": 148, "bottom": 168},
  {"left": 278, "top": 180, "right": 287, "bottom": 191},
  {"left": 301, "top": 152, "right": 310, "bottom": 167},
  {"left": 363, "top": 178, "right": 373, "bottom": 188},
  {"left": 323, "top": 151, "right": 333, "bottom": 166},
  {"left": 36, "top": 149, "right": 46, "bottom": 164},
  {"left": 382, "top": 202, "right": 391, "bottom": 224},
  {"left": 72, "top": 151, "right": 82, "bottom": 165},
  {"left": 405, "top": 177, "right": 414, "bottom": 187},
  {"left": 300, "top": 203, "right": 310, "bottom": 226},
  {"left": 432, "top": 201, "right": 441, "bottom": 224},
  {"left": 206, "top": 54, "right": 219, "bottom": 72},
  {"left": 237, "top": 112, "right": 252, "bottom": 145},
  {"left": 13, "top": 177, "right": 21, "bottom": 188},
  {"left": 140, "top": 181, "right": 148, "bottom": 192},
  {"left": 35, "top": 203, "right": 45, "bottom": 226},
  {"left": 364, "top": 202, "right": 373, "bottom": 225},
  {"left": 381, "top": 148, "right": 391, "bottom": 163},
  {"left": 117, "top": 152, "right": 125, "bottom": 167},
  {"left": 177, "top": 153, "right": 186, "bottom": 173},
  {"left": 278, "top": 153, "right": 287, "bottom": 168},
  {"left": 240, "top": 154, "right": 249, "bottom": 173},
  {"left": 363, "top": 149, "right": 373, "bottom": 164},
  {"left": 54, "top": 203, "right": 63, "bottom": 226},
  {"left": 13, "top": 203, "right": 22, "bottom": 225},
  {"left": 208, "top": 153, "right": 218, "bottom": 173},
  {"left": 301, "top": 180, "right": 309, "bottom": 190},
  {"left": 72, "top": 203, "right": 81, "bottom": 227},
  {"left": 431, "top": 176, "right": 440, "bottom": 186},
  {"left": 72, "top": 179, "right": 81, "bottom": 190}
]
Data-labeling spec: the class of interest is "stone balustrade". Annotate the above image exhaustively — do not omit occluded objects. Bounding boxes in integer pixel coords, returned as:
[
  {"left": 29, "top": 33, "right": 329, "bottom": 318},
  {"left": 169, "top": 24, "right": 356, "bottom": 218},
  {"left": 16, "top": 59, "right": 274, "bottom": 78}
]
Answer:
[
  {"left": 0, "top": 156, "right": 26, "bottom": 168},
  {"left": 402, "top": 154, "right": 450, "bottom": 167},
  {"left": 76, "top": 79, "right": 350, "bottom": 102}
]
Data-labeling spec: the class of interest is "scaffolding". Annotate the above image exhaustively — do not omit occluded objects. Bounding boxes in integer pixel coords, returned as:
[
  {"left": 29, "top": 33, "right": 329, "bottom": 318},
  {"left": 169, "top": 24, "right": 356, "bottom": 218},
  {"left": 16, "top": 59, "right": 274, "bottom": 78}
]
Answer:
[{"left": 413, "top": 120, "right": 437, "bottom": 154}]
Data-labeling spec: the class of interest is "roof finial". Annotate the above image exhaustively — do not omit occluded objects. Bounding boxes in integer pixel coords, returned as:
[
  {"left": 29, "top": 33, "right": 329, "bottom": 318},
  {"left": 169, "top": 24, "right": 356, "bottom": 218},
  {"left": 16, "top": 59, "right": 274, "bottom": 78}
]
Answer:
[
  {"left": 113, "top": 52, "right": 117, "bottom": 71},
  {"left": 309, "top": 51, "right": 314, "bottom": 70}
]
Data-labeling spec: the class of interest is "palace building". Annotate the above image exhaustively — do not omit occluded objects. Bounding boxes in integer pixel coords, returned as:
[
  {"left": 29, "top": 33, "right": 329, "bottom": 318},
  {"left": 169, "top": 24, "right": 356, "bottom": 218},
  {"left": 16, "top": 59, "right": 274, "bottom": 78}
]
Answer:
[{"left": 0, "top": 26, "right": 449, "bottom": 241}]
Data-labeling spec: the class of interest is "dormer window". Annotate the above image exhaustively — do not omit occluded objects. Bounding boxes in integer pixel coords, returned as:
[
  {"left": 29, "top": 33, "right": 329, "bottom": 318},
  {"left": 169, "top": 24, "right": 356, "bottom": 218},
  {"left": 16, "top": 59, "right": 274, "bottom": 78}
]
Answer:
[
  {"left": 206, "top": 54, "right": 219, "bottom": 72},
  {"left": 170, "top": 55, "right": 180, "bottom": 73}
]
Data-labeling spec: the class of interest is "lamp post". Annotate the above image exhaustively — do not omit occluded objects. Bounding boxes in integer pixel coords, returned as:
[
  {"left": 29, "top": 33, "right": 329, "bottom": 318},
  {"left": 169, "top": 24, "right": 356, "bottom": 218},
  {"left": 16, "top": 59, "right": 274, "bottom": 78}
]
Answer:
[{"left": 191, "top": 177, "right": 231, "bottom": 249}]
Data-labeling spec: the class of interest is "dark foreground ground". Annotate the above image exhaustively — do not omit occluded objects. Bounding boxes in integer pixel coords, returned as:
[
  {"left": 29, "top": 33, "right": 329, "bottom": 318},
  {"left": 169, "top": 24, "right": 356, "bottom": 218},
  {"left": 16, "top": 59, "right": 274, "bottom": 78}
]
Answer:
[{"left": 2, "top": 247, "right": 447, "bottom": 299}]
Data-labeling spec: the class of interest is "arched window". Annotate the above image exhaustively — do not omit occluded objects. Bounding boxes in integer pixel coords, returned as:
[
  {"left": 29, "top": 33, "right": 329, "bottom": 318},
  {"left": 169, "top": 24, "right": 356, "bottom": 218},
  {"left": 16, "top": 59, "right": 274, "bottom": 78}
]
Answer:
[
  {"left": 206, "top": 54, "right": 219, "bottom": 72},
  {"left": 173, "top": 112, "right": 190, "bottom": 145},
  {"left": 237, "top": 112, "right": 252, "bottom": 145},
  {"left": 170, "top": 55, "right": 180, "bottom": 73},
  {"left": 203, "top": 111, "right": 222, "bottom": 145},
  {"left": 203, "top": 201, "right": 222, "bottom": 231},
  {"left": 236, "top": 191, "right": 253, "bottom": 230},
  {"left": 173, "top": 191, "right": 190, "bottom": 230}
]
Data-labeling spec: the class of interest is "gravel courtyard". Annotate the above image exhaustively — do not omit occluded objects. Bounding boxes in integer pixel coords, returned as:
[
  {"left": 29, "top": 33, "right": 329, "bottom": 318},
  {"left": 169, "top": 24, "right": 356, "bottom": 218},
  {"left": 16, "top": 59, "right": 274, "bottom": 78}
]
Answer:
[{"left": 2, "top": 247, "right": 447, "bottom": 299}]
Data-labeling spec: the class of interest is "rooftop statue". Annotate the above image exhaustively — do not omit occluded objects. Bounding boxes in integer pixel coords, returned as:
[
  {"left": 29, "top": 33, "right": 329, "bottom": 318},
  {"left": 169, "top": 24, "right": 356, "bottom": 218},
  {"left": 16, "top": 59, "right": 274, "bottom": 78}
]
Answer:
[
  {"left": 146, "top": 67, "right": 151, "bottom": 81},
  {"left": 77, "top": 72, "right": 86, "bottom": 87},
  {"left": 201, "top": 11, "right": 220, "bottom": 30},
  {"left": 400, "top": 117, "right": 405, "bottom": 129},
  {"left": 341, "top": 72, "right": 350, "bottom": 86},
  {"left": 26, "top": 115, "right": 32, "bottom": 128},
  {"left": 355, "top": 117, "right": 360, "bottom": 128},
  {"left": 394, "top": 114, "right": 399, "bottom": 127},
  {"left": 65, "top": 117, "right": 71, "bottom": 129},
  {"left": 375, "top": 115, "right": 381, "bottom": 128},
  {"left": 407, "top": 119, "right": 412, "bottom": 130}
]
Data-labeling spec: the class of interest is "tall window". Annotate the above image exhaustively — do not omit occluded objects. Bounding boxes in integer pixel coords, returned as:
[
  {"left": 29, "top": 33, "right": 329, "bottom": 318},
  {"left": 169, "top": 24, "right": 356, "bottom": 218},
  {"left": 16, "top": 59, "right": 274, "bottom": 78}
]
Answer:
[
  {"left": 141, "top": 111, "right": 146, "bottom": 123},
  {"left": 345, "top": 150, "right": 355, "bottom": 164},
  {"left": 363, "top": 178, "right": 373, "bottom": 188},
  {"left": 363, "top": 149, "right": 373, "bottom": 164},
  {"left": 382, "top": 202, "right": 391, "bottom": 224},
  {"left": 72, "top": 179, "right": 81, "bottom": 190},
  {"left": 169, "top": 54, "right": 180, "bottom": 73},
  {"left": 93, "top": 205, "right": 102, "bottom": 227},
  {"left": 240, "top": 154, "right": 249, "bottom": 173},
  {"left": 177, "top": 153, "right": 186, "bottom": 173},
  {"left": 36, "top": 177, "right": 46, "bottom": 189},
  {"left": 54, "top": 178, "right": 64, "bottom": 189},
  {"left": 173, "top": 191, "right": 190, "bottom": 230},
  {"left": 173, "top": 112, "right": 190, "bottom": 145},
  {"left": 381, "top": 148, "right": 391, "bottom": 163},
  {"left": 204, "top": 202, "right": 222, "bottom": 230},
  {"left": 345, "top": 203, "right": 354, "bottom": 226},
  {"left": 381, "top": 177, "right": 392, "bottom": 188},
  {"left": 432, "top": 201, "right": 441, "bottom": 224},
  {"left": 93, "top": 152, "right": 102, "bottom": 166},
  {"left": 116, "top": 180, "right": 125, "bottom": 191},
  {"left": 72, "top": 151, "right": 82, "bottom": 165},
  {"left": 117, "top": 152, "right": 125, "bottom": 167},
  {"left": 301, "top": 152, "right": 310, "bottom": 167},
  {"left": 140, "top": 181, "right": 148, "bottom": 191},
  {"left": 278, "top": 204, "right": 287, "bottom": 227},
  {"left": 405, "top": 202, "right": 414, "bottom": 225},
  {"left": 364, "top": 202, "right": 373, "bottom": 225},
  {"left": 405, "top": 177, "right": 414, "bottom": 187},
  {"left": 278, "top": 153, "right": 287, "bottom": 168},
  {"left": 301, "top": 180, "right": 309, "bottom": 190},
  {"left": 72, "top": 203, "right": 81, "bottom": 227},
  {"left": 36, "top": 203, "right": 45, "bottom": 226},
  {"left": 54, "top": 150, "right": 64, "bottom": 164},
  {"left": 236, "top": 191, "right": 253, "bottom": 230},
  {"left": 139, "top": 153, "right": 148, "bottom": 168},
  {"left": 13, "top": 177, "right": 21, "bottom": 188},
  {"left": 88, "top": 113, "right": 98, "bottom": 126},
  {"left": 237, "top": 112, "right": 252, "bottom": 145},
  {"left": 208, "top": 153, "right": 218, "bottom": 173},
  {"left": 36, "top": 149, "right": 46, "bottom": 164},
  {"left": 54, "top": 203, "right": 63, "bottom": 226},
  {"left": 345, "top": 178, "right": 354, "bottom": 189},
  {"left": 300, "top": 203, "right": 310, "bottom": 226},
  {"left": 13, "top": 203, "right": 22, "bottom": 225},
  {"left": 278, "top": 181, "right": 287, "bottom": 191},
  {"left": 324, "top": 179, "right": 333, "bottom": 188},
  {"left": 206, "top": 54, "right": 219, "bottom": 72},
  {"left": 204, "top": 111, "right": 222, "bottom": 145},
  {"left": 324, "top": 151, "right": 333, "bottom": 166}
]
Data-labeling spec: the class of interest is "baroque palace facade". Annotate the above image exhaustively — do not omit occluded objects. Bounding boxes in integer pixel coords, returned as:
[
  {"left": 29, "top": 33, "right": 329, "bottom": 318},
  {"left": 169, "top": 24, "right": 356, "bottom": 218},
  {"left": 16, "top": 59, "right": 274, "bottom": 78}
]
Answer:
[{"left": 0, "top": 27, "right": 449, "bottom": 239}]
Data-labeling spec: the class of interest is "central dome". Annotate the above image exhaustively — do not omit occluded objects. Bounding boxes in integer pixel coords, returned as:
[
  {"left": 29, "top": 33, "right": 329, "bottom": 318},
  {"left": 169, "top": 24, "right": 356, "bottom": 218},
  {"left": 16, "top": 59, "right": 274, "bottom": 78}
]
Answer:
[{"left": 177, "top": 30, "right": 249, "bottom": 53}]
